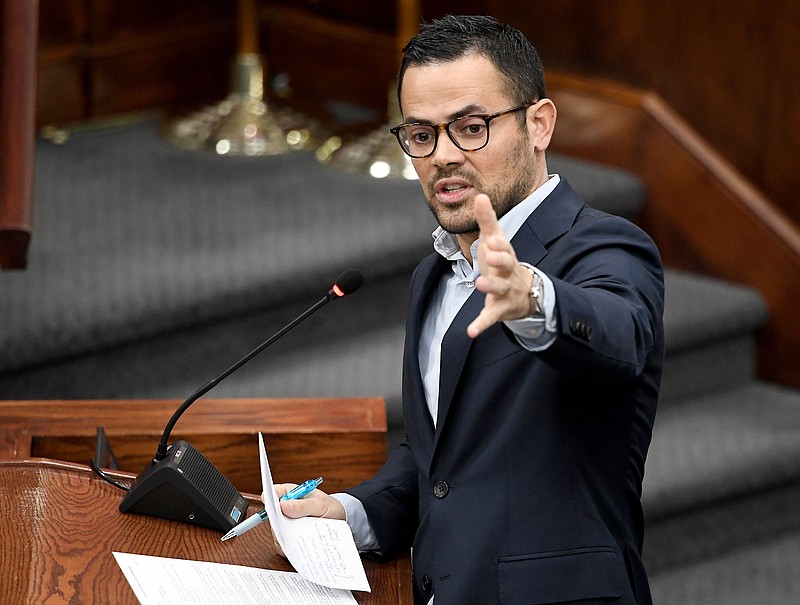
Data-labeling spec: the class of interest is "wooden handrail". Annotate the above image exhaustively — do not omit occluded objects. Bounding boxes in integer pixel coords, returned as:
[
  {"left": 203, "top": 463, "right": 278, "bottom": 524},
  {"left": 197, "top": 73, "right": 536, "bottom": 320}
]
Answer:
[
  {"left": 547, "top": 71, "right": 800, "bottom": 389},
  {"left": 0, "top": 0, "right": 38, "bottom": 269}
]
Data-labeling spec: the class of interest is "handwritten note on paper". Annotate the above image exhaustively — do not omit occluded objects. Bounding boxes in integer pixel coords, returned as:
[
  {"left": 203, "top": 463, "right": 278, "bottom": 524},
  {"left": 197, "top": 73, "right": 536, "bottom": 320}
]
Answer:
[
  {"left": 113, "top": 552, "right": 357, "bottom": 605},
  {"left": 258, "top": 432, "right": 371, "bottom": 593}
]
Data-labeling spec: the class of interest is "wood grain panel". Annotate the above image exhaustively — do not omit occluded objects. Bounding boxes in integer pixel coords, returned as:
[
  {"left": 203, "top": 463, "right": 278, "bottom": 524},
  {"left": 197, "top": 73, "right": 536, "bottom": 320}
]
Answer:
[
  {"left": 0, "top": 459, "right": 411, "bottom": 604},
  {"left": 88, "top": 0, "right": 231, "bottom": 43},
  {"left": 37, "top": 0, "right": 87, "bottom": 48},
  {"left": 0, "top": 397, "right": 388, "bottom": 492},
  {"left": 482, "top": 0, "right": 800, "bottom": 228},
  {"left": 262, "top": 5, "right": 397, "bottom": 117},
  {"left": 90, "top": 24, "right": 236, "bottom": 116},
  {"left": 267, "top": 0, "right": 396, "bottom": 34},
  {"left": 31, "top": 432, "right": 385, "bottom": 494}
]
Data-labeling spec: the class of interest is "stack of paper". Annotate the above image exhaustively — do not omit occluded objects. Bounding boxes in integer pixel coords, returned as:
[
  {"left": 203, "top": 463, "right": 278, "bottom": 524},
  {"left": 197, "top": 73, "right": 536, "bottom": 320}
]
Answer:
[{"left": 115, "top": 432, "right": 370, "bottom": 604}]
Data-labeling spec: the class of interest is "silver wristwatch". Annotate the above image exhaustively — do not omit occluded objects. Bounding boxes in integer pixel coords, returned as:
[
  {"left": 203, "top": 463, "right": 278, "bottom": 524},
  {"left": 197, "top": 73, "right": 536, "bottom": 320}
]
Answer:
[{"left": 523, "top": 265, "right": 545, "bottom": 317}]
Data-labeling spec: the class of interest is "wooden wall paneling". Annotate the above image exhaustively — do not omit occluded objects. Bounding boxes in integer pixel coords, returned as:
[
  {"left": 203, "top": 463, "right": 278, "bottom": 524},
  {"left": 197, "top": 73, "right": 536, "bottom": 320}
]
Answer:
[
  {"left": 477, "top": 0, "right": 800, "bottom": 228},
  {"left": 88, "top": 0, "right": 234, "bottom": 43},
  {"left": 266, "top": 0, "right": 397, "bottom": 34},
  {"left": 35, "top": 0, "right": 90, "bottom": 126},
  {"left": 89, "top": 24, "right": 237, "bottom": 117},
  {"left": 37, "top": 49, "right": 90, "bottom": 125},
  {"left": 87, "top": 1, "right": 238, "bottom": 117},
  {"left": 762, "top": 3, "right": 800, "bottom": 213},
  {"left": 38, "top": 0, "right": 88, "bottom": 47},
  {"left": 547, "top": 72, "right": 647, "bottom": 171},
  {"left": 262, "top": 5, "right": 398, "bottom": 120}
]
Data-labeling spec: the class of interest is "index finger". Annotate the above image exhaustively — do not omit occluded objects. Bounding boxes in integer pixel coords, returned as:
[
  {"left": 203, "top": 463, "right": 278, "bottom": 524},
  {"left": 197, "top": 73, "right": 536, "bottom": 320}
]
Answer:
[{"left": 474, "top": 194, "right": 501, "bottom": 239}]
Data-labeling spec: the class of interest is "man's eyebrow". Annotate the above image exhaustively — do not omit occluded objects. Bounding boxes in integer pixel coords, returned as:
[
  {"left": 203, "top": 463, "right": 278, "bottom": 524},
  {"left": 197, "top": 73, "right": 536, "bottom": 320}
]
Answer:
[{"left": 403, "top": 104, "right": 488, "bottom": 125}]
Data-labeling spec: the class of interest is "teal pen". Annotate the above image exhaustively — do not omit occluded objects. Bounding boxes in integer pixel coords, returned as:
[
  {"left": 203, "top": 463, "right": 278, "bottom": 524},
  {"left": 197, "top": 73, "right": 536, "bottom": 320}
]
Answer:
[{"left": 221, "top": 477, "right": 323, "bottom": 541}]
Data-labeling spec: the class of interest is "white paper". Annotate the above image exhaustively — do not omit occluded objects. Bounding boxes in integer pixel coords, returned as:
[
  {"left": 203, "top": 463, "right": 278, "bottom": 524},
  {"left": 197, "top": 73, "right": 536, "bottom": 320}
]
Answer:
[
  {"left": 113, "top": 552, "right": 357, "bottom": 605},
  {"left": 258, "top": 432, "right": 371, "bottom": 592}
]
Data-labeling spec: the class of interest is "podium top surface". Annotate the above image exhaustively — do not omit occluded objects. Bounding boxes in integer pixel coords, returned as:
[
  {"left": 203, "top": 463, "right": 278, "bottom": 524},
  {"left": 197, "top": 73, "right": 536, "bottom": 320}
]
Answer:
[{"left": 0, "top": 458, "right": 410, "bottom": 605}]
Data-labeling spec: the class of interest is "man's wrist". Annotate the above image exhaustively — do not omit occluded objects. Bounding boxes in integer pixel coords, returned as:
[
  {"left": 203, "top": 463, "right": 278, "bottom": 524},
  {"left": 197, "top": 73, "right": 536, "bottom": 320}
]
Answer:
[{"left": 522, "top": 264, "right": 545, "bottom": 317}]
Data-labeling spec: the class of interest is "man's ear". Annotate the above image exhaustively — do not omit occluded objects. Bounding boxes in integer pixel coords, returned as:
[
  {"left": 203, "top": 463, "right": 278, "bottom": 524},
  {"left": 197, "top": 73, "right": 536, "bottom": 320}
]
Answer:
[{"left": 527, "top": 98, "right": 557, "bottom": 151}]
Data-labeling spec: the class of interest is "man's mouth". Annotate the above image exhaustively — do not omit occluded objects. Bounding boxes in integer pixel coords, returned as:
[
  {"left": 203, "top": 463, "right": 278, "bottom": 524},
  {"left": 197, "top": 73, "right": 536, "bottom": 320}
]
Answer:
[{"left": 434, "top": 178, "right": 473, "bottom": 203}]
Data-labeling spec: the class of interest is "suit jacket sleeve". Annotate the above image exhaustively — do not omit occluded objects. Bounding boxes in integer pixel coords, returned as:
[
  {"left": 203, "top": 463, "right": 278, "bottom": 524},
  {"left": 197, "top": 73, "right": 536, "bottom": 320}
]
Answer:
[
  {"left": 345, "top": 438, "right": 419, "bottom": 560},
  {"left": 530, "top": 206, "right": 664, "bottom": 384}
]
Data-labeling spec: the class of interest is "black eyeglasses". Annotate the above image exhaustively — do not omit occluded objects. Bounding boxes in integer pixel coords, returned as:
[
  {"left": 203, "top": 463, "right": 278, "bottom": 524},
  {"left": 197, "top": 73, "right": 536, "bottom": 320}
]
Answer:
[{"left": 389, "top": 102, "right": 534, "bottom": 159}]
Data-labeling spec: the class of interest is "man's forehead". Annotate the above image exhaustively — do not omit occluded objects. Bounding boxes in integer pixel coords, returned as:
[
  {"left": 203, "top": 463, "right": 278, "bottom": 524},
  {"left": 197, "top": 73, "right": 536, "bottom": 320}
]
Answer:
[{"left": 400, "top": 57, "right": 509, "bottom": 120}]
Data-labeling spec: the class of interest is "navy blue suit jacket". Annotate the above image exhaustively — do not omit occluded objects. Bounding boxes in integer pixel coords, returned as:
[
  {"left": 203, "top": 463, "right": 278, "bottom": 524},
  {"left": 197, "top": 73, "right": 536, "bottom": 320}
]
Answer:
[{"left": 348, "top": 179, "right": 664, "bottom": 604}]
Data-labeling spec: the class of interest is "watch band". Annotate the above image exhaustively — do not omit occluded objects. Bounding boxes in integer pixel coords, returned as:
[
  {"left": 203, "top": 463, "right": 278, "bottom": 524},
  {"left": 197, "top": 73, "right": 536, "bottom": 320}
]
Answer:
[{"left": 523, "top": 265, "right": 545, "bottom": 317}]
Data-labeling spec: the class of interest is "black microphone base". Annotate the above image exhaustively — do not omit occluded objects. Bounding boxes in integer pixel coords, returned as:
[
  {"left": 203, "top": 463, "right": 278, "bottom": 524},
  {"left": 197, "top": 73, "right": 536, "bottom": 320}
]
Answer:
[{"left": 119, "top": 440, "right": 248, "bottom": 533}]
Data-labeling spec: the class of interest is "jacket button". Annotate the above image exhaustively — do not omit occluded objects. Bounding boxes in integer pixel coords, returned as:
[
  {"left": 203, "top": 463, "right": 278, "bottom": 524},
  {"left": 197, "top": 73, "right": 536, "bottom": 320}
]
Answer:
[
  {"left": 422, "top": 574, "right": 432, "bottom": 593},
  {"left": 433, "top": 480, "right": 449, "bottom": 498}
]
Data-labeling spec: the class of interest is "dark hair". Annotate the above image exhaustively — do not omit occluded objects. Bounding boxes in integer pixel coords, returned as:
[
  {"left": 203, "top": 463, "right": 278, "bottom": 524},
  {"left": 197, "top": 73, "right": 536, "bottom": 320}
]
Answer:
[{"left": 398, "top": 15, "right": 547, "bottom": 107}]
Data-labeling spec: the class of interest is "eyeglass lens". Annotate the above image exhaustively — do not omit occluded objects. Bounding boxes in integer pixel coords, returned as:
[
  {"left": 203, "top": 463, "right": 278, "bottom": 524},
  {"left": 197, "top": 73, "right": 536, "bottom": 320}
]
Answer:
[{"left": 399, "top": 115, "right": 489, "bottom": 157}]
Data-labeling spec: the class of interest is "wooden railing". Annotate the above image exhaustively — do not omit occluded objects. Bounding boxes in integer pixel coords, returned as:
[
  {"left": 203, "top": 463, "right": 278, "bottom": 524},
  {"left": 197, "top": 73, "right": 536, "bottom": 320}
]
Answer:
[{"left": 548, "top": 71, "right": 800, "bottom": 390}]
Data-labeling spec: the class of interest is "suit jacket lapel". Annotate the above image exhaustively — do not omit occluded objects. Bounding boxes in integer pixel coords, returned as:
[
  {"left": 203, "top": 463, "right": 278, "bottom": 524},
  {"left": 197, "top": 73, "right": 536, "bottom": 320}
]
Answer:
[
  {"left": 433, "top": 290, "right": 482, "bottom": 450},
  {"left": 430, "top": 178, "right": 585, "bottom": 456},
  {"left": 404, "top": 253, "right": 448, "bottom": 456}
]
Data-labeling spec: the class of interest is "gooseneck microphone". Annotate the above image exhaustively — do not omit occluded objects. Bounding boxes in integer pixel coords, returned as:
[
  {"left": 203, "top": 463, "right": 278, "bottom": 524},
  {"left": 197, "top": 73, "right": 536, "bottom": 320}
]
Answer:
[
  {"left": 154, "top": 268, "right": 364, "bottom": 463},
  {"left": 119, "top": 269, "right": 364, "bottom": 532}
]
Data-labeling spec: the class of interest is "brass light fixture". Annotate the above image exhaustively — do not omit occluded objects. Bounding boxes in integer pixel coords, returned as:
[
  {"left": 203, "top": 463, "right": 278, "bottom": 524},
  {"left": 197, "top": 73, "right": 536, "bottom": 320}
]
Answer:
[{"left": 167, "top": 0, "right": 321, "bottom": 156}]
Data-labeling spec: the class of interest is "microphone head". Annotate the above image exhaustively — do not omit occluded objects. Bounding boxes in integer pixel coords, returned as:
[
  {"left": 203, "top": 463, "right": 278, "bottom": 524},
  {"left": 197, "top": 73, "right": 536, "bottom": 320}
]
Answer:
[{"left": 329, "top": 269, "right": 364, "bottom": 298}]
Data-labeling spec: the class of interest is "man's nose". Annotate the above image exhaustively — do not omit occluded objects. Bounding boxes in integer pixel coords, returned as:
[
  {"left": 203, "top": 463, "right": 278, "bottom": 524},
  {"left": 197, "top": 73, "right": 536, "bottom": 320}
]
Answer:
[{"left": 431, "top": 129, "right": 466, "bottom": 167}]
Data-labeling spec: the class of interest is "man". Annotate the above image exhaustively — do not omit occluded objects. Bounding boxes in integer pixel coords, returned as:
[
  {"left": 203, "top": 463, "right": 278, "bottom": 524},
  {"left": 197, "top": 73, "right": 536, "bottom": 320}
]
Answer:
[{"left": 279, "top": 15, "right": 664, "bottom": 604}]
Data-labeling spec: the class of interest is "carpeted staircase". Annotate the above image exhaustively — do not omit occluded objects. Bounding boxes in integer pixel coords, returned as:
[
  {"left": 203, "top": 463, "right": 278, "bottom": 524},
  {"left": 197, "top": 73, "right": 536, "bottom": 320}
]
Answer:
[{"left": 2, "top": 119, "right": 800, "bottom": 603}]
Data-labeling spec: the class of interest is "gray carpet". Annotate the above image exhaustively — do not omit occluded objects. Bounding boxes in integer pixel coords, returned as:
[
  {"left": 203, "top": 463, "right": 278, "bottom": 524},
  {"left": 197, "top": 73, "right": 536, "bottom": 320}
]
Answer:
[{"left": 0, "top": 119, "right": 642, "bottom": 376}]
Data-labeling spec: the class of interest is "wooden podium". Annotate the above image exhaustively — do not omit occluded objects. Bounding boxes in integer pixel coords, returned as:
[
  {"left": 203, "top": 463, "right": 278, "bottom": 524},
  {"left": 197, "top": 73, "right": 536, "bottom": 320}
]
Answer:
[
  {"left": 0, "top": 397, "right": 389, "bottom": 494},
  {"left": 0, "top": 398, "right": 412, "bottom": 604}
]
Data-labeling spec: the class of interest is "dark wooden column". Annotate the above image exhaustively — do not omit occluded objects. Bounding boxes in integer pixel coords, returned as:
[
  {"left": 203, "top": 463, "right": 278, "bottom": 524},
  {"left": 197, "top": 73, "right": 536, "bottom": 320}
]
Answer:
[{"left": 0, "top": 0, "right": 38, "bottom": 269}]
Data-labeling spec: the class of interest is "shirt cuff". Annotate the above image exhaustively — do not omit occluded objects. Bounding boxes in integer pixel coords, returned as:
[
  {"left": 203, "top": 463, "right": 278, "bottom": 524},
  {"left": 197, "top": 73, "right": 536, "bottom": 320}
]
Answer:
[{"left": 331, "top": 493, "right": 380, "bottom": 553}]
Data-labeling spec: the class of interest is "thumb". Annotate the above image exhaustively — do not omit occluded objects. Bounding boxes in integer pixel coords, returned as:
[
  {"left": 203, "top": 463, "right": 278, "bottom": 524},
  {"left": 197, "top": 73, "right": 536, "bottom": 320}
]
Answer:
[{"left": 279, "top": 494, "right": 345, "bottom": 520}]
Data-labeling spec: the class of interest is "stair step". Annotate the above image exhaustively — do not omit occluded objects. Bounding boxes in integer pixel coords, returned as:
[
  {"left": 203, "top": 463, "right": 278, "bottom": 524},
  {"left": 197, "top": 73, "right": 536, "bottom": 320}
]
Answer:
[
  {"left": 649, "top": 528, "right": 800, "bottom": 604},
  {"left": 0, "top": 120, "right": 647, "bottom": 376},
  {"left": 0, "top": 271, "right": 413, "bottom": 447},
  {"left": 644, "top": 381, "right": 800, "bottom": 521},
  {"left": 646, "top": 480, "right": 800, "bottom": 576},
  {"left": 643, "top": 382, "right": 800, "bottom": 579},
  {"left": 663, "top": 270, "right": 768, "bottom": 355},
  {"left": 1, "top": 269, "right": 774, "bottom": 455},
  {"left": 549, "top": 153, "right": 645, "bottom": 221},
  {"left": 660, "top": 270, "right": 768, "bottom": 402}
]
